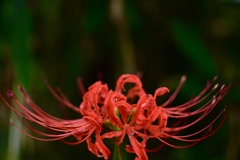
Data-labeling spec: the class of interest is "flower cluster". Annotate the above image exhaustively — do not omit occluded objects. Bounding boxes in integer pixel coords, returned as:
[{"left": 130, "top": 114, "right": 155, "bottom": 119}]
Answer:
[{"left": 1, "top": 74, "right": 229, "bottom": 160}]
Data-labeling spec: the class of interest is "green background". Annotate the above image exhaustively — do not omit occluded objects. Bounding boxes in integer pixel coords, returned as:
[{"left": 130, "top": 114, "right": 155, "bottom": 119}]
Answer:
[{"left": 0, "top": 0, "right": 239, "bottom": 159}]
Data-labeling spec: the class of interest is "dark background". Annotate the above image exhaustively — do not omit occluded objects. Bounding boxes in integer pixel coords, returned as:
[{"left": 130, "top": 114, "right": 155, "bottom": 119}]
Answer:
[{"left": 0, "top": 0, "right": 239, "bottom": 159}]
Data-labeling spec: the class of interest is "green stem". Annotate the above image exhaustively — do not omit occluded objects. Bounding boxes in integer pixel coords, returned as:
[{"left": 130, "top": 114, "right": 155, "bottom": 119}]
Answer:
[{"left": 113, "top": 144, "right": 122, "bottom": 160}]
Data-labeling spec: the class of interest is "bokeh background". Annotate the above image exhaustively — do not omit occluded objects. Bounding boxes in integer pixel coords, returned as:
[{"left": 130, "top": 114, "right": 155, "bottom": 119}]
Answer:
[{"left": 0, "top": 0, "right": 239, "bottom": 159}]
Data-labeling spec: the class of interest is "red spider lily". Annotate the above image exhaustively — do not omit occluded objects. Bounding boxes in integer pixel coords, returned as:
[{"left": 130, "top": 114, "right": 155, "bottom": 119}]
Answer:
[{"left": 1, "top": 74, "right": 230, "bottom": 160}]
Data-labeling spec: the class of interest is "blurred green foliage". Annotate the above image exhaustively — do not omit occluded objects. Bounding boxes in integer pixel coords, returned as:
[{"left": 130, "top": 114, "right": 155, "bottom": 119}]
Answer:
[{"left": 0, "top": 0, "right": 240, "bottom": 160}]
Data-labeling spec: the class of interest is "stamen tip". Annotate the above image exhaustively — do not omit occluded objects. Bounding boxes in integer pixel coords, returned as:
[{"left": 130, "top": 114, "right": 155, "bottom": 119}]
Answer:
[
  {"left": 18, "top": 85, "right": 25, "bottom": 93},
  {"left": 10, "top": 119, "right": 13, "bottom": 126},
  {"left": 6, "top": 90, "right": 16, "bottom": 99},
  {"left": 220, "top": 84, "right": 225, "bottom": 91},
  {"left": 223, "top": 106, "right": 227, "bottom": 112},
  {"left": 213, "top": 75, "right": 218, "bottom": 81},
  {"left": 213, "top": 84, "right": 219, "bottom": 90},
  {"left": 211, "top": 98, "right": 216, "bottom": 104},
  {"left": 56, "top": 87, "right": 61, "bottom": 91},
  {"left": 43, "top": 79, "right": 48, "bottom": 84},
  {"left": 77, "top": 76, "right": 82, "bottom": 82},
  {"left": 181, "top": 75, "right": 187, "bottom": 82}
]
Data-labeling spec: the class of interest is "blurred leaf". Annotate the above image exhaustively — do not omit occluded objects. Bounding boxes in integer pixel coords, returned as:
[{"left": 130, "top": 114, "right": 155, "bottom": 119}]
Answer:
[
  {"left": 8, "top": 0, "right": 33, "bottom": 89},
  {"left": 171, "top": 20, "right": 217, "bottom": 77},
  {"left": 82, "top": 0, "right": 108, "bottom": 33},
  {"left": 4, "top": 1, "right": 34, "bottom": 160},
  {"left": 125, "top": 1, "right": 142, "bottom": 31}
]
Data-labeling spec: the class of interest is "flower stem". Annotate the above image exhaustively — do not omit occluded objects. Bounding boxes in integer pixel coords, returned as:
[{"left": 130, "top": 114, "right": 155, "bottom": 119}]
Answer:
[{"left": 113, "top": 144, "right": 122, "bottom": 160}]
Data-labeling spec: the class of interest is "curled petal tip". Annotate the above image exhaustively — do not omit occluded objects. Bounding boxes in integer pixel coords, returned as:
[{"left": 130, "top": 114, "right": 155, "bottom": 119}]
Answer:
[
  {"left": 154, "top": 87, "right": 170, "bottom": 98},
  {"left": 6, "top": 90, "right": 16, "bottom": 99}
]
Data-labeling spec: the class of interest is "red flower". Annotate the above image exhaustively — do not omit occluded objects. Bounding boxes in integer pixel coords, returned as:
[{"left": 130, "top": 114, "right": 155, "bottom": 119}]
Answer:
[{"left": 1, "top": 74, "right": 230, "bottom": 160}]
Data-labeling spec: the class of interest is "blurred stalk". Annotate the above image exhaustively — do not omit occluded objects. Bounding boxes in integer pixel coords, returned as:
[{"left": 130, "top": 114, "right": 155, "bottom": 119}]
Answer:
[
  {"left": 109, "top": 1, "right": 136, "bottom": 159},
  {"left": 113, "top": 145, "right": 121, "bottom": 160},
  {"left": 226, "top": 105, "right": 240, "bottom": 160},
  {"left": 171, "top": 20, "right": 217, "bottom": 77},
  {"left": 110, "top": 0, "right": 137, "bottom": 73},
  {"left": 6, "top": 89, "right": 23, "bottom": 160},
  {"left": 6, "top": 0, "right": 33, "bottom": 159}
]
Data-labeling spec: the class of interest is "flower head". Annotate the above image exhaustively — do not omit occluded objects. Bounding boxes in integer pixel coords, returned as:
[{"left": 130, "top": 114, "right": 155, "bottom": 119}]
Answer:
[{"left": 1, "top": 74, "right": 230, "bottom": 160}]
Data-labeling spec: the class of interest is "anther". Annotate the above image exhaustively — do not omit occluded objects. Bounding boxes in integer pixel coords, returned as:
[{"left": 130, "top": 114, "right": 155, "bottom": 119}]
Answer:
[
  {"left": 10, "top": 119, "right": 14, "bottom": 126},
  {"left": 6, "top": 90, "right": 16, "bottom": 99},
  {"left": 212, "top": 84, "right": 219, "bottom": 90}
]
